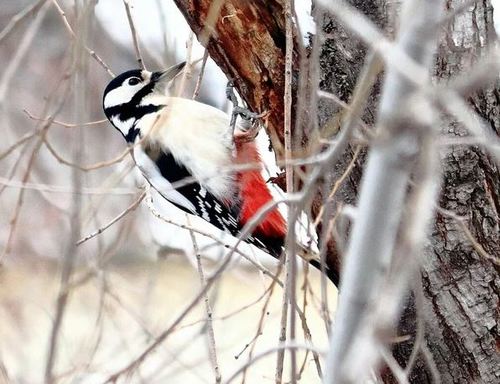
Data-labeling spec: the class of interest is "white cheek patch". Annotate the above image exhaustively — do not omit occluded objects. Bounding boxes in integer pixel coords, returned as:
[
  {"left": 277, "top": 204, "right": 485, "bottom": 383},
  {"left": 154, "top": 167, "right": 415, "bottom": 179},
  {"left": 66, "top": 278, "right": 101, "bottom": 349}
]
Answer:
[{"left": 104, "top": 84, "right": 141, "bottom": 108}]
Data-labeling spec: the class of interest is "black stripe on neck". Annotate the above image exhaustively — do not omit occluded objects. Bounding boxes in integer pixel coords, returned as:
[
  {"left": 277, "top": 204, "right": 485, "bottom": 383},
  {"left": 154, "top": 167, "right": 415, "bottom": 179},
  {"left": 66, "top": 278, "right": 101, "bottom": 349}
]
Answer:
[
  {"left": 125, "top": 126, "right": 140, "bottom": 142},
  {"left": 106, "top": 103, "right": 164, "bottom": 123},
  {"left": 108, "top": 104, "right": 165, "bottom": 143}
]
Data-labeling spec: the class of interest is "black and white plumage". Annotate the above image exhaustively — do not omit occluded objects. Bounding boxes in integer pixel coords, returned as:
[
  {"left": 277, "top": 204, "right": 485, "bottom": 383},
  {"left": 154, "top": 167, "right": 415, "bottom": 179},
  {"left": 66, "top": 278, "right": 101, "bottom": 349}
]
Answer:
[
  {"left": 102, "top": 63, "right": 285, "bottom": 258},
  {"left": 102, "top": 63, "right": 337, "bottom": 284},
  {"left": 138, "top": 145, "right": 283, "bottom": 256}
]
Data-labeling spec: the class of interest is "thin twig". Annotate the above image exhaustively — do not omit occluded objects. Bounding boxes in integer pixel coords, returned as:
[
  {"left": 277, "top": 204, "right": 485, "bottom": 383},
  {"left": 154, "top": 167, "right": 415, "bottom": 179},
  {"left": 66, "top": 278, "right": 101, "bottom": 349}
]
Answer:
[
  {"left": 438, "top": 207, "right": 500, "bottom": 265},
  {"left": 313, "top": 146, "right": 361, "bottom": 228},
  {"left": 45, "top": 2, "right": 92, "bottom": 378},
  {"left": 43, "top": 138, "right": 132, "bottom": 171},
  {"left": 0, "top": 0, "right": 47, "bottom": 43},
  {"left": 240, "top": 268, "right": 283, "bottom": 384},
  {"left": 187, "top": 215, "right": 222, "bottom": 384},
  {"left": 223, "top": 343, "right": 325, "bottom": 384},
  {"left": 404, "top": 277, "right": 426, "bottom": 376},
  {"left": 277, "top": 1, "right": 298, "bottom": 382},
  {"left": 24, "top": 109, "right": 107, "bottom": 128},
  {"left": 76, "top": 191, "right": 146, "bottom": 245},
  {"left": 317, "top": 0, "right": 500, "bottom": 165},
  {"left": 0, "top": 130, "right": 38, "bottom": 161},
  {"left": 102, "top": 248, "right": 233, "bottom": 383},
  {"left": 192, "top": 49, "right": 209, "bottom": 99},
  {"left": 0, "top": 0, "right": 50, "bottom": 103},
  {"left": 178, "top": 284, "right": 275, "bottom": 333},
  {"left": 435, "top": 89, "right": 500, "bottom": 164},
  {"left": 145, "top": 193, "right": 283, "bottom": 283},
  {"left": 1, "top": 86, "right": 70, "bottom": 263},
  {"left": 51, "top": 0, "right": 114, "bottom": 77},
  {"left": 0, "top": 140, "right": 32, "bottom": 197},
  {"left": 420, "top": 342, "right": 442, "bottom": 383},
  {"left": 0, "top": 176, "right": 137, "bottom": 195},
  {"left": 122, "top": 0, "right": 145, "bottom": 70},
  {"left": 275, "top": 273, "right": 289, "bottom": 384},
  {"left": 103, "top": 188, "right": 302, "bottom": 382},
  {"left": 380, "top": 347, "right": 410, "bottom": 384},
  {"left": 174, "top": 31, "right": 194, "bottom": 97}
]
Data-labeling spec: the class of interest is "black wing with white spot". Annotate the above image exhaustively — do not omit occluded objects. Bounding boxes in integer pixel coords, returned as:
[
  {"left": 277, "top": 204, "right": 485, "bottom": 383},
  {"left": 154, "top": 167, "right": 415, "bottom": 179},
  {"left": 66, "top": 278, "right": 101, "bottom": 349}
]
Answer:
[{"left": 151, "top": 149, "right": 283, "bottom": 257}]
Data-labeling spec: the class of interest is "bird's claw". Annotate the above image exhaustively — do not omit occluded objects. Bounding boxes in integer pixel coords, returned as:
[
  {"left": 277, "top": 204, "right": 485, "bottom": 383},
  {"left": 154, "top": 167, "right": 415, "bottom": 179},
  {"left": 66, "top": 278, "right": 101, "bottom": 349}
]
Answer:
[
  {"left": 226, "top": 80, "right": 268, "bottom": 142},
  {"left": 232, "top": 106, "right": 265, "bottom": 122},
  {"left": 226, "top": 80, "right": 238, "bottom": 106}
]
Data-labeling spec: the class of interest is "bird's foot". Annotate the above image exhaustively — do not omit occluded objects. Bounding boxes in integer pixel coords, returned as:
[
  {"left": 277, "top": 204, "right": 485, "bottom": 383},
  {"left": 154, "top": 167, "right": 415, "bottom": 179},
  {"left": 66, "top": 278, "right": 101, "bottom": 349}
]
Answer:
[
  {"left": 234, "top": 124, "right": 260, "bottom": 143},
  {"left": 233, "top": 110, "right": 270, "bottom": 143},
  {"left": 226, "top": 80, "right": 268, "bottom": 142}
]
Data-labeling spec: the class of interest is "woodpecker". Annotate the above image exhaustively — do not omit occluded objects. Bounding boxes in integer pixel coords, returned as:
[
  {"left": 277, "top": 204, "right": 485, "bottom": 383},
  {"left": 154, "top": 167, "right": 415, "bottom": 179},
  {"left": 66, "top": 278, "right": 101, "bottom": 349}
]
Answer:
[{"left": 102, "top": 62, "right": 336, "bottom": 283}]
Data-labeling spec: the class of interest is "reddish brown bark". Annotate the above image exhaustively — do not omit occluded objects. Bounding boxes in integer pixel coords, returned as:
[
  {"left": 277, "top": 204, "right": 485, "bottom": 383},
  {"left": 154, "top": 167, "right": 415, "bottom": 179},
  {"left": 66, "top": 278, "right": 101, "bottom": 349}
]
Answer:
[{"left": 172, "top": 0, "right": 290, "bottom": 153}]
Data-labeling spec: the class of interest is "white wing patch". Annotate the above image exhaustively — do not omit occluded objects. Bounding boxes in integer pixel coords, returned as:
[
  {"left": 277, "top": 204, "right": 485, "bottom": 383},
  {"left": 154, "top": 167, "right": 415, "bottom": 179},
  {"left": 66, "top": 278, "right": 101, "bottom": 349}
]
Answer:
[{"left": 196, "top": 191, "right": 211, "bottom": 222}]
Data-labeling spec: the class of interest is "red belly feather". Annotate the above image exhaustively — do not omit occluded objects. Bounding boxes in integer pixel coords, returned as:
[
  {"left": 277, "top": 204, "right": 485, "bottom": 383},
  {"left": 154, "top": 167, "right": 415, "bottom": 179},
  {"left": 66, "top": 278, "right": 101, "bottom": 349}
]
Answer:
[{"left": 235, "top": 141, "right": 286, "bottom": 238}]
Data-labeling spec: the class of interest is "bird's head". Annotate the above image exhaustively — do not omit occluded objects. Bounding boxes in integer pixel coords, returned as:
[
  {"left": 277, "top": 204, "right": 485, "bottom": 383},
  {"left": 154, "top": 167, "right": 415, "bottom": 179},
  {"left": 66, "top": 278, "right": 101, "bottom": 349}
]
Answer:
[{"left": 102, "top": 61, "right": 186, "bottom": 142}]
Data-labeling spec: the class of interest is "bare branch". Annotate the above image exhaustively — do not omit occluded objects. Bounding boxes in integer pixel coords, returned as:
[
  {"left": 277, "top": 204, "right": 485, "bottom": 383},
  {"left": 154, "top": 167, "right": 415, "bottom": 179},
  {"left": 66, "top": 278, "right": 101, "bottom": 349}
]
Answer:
[
  {"left": 51, "top": 0, "right": 114, "bottom": 77},
  {"left": 122, "top": 0, "right": 146, "bottom": 70},
  {"left": 187, "top": 215, "right": 222, "bottom": 383},
  {"left": 0, "top": 0, "right": 50, "bottom": 103},
  {"left": 192, "top": 49, "right": 209, "bottom": 99},
  {"left": 45, "top": 2, "right": 94, "bottom": 379},
  {"left": 23, "top": 109, "right": 107, "bottom": 128},
  {"left": 0, "top": 176, "right": 137, "bottom": 195},
  {"left": 0, "top": 0, "right": 47, "bottom": 43},
  {"left": 0, "top": 130, "right": 38, "bottom": 162},
  {"left": 275, "top": 1, "right": 298, "bottom": 382},
  {"left": 438, "top": 207, "right": 500, "bottom": 265},
  {"left": 43, "top": 138, "right": 132, "bottom": 171},
  {"left": 223, "top": 343, "right": 325, "bottom": 384},
  {"left": 76, "top": 191, "right": 146, "bottom": 245}
]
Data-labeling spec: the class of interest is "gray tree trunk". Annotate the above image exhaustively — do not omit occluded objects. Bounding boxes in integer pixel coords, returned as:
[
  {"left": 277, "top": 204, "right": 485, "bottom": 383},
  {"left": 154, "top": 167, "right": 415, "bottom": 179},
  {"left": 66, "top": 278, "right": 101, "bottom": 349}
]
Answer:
[{"left": 318, "top": 1, "right": 499, "bottom": 382}]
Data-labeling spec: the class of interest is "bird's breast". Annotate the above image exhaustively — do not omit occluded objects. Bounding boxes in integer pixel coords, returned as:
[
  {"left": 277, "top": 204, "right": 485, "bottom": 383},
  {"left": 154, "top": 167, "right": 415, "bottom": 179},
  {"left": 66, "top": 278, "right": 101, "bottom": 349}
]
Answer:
[{"left": 136, "top": 98, "right": 237, "bottom": 202}]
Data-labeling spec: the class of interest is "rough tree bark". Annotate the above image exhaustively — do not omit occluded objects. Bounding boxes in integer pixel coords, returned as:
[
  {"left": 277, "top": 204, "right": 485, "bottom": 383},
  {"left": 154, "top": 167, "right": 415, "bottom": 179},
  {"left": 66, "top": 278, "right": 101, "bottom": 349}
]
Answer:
[
  {"left": 320, "top": 2, "right": 499, "bottom": 382},
  {"left": 414, "top": 1, "right": 499, "bottom": 381},
  {"left": 172, "top": 0, "right": 499, "bottom": 382},
  {"left": 172, "top": 0, "right": 291, "bottom": 154}
]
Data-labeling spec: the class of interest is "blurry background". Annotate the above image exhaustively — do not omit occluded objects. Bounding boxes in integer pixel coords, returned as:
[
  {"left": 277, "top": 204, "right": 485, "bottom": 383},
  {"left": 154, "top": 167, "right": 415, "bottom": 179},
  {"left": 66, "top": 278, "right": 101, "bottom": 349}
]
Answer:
[{"left": 0, "top": 0, "right": 334, "bottom": 383}]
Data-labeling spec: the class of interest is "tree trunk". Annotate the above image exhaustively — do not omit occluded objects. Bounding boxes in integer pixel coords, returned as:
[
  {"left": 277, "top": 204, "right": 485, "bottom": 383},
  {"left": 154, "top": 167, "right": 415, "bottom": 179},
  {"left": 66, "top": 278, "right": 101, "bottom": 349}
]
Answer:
[
  {"left": 172, "top": 0, "right": 292, "bottom": 155},
  {"left": 412, "top": 1, "right": 500, "bottom": 381},
  {"left": 172, "top": 0, "right": 499, "bottom": 382},
  {"left": 318, "top": 1, "right": 499, "bottom": 382}
]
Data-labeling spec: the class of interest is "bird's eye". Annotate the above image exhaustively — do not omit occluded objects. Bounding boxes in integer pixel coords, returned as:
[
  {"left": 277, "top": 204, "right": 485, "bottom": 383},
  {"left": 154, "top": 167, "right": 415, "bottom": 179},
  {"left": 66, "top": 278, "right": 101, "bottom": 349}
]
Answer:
[{"left": 128, "top": 77, "right": 140, "bottom": 86}]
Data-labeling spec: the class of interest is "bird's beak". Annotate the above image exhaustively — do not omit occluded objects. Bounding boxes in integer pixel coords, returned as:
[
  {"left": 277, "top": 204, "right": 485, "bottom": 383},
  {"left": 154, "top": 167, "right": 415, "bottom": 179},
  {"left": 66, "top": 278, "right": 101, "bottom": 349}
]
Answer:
[{"left": 151, "top": 61, "right": 186, "bottom": 83}]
